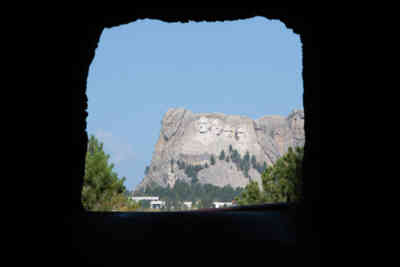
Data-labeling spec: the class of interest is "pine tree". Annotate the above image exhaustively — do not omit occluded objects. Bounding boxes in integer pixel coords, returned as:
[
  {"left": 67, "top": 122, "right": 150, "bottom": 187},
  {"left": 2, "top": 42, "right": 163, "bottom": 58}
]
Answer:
[
  {"left": 219, "top": 150, "right": 225, "bottom": 160},
  {"left": 82, "top": 135, "right": 139, "bottom": 211},
  {"left": 231, "top": 149, "right": 240, "bottom": 163},
  {"left": 244, "top": 167, "right": 249, "bottom": 178},
  {"left": 191, "top": 176, "right": 199, "bottom": 184},
  {"left": 235, "top": 180, "right": 262, "bottom": 205},
  {"left": 210, "top": 154, "right": 216, "bottom": 165},
  {"left": 261, "top": 146, "right": 304, "bottom": 203},
  {"left": 251, "top": 155, "right": 257, "bottom": 169},
  {"left": 177, "top": 160, "right": 185, "bottom": 170},
  {"left": 170, "top": 159, "right": 174, "bottom": 173},
  {"left": 243, "top": 151, "right": 250, "bottom": 176},
  {"left": 235, "top": 146, "right": 304, "bottom": 205},
  {"left": 244, "top": 151, "right": 250, "bottom": 163}
]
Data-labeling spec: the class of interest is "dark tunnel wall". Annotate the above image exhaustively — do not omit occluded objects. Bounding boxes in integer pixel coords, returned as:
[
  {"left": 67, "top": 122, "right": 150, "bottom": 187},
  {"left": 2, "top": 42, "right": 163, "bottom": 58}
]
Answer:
[{"left": 71, "top": 8, "right": 320, "bottom": 258}]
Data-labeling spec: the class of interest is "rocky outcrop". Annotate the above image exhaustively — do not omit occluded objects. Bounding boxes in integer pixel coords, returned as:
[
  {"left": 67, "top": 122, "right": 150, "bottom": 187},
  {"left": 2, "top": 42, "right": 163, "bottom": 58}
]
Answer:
[{"left": 135, "top": 108, "right": 304, "bottom": 191}]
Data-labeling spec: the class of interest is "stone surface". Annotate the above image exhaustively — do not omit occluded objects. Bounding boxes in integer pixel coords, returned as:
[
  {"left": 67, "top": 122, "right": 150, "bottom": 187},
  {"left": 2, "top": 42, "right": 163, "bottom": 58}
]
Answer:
[{"left": 135, "top": 108, "right": 305, "bottom": 191}]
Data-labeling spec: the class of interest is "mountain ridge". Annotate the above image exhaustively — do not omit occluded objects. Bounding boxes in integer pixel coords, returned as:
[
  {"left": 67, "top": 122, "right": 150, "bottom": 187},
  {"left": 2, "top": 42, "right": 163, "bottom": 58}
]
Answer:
[{"left": 135, "top": 107, "right": 304, "bottom": 192}]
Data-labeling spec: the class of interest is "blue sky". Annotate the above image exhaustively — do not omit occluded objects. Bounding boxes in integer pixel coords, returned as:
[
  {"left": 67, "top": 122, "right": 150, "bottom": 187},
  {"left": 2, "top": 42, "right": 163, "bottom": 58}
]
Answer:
[{"left": 86, "top": 16, "right": 303, "bottom": 191}]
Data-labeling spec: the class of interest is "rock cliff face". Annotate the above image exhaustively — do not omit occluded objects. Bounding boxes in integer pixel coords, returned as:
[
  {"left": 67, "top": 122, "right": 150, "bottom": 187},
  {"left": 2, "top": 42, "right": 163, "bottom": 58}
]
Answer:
[{"left": 135, "top": 108, "right": 304, "bottom": 191}]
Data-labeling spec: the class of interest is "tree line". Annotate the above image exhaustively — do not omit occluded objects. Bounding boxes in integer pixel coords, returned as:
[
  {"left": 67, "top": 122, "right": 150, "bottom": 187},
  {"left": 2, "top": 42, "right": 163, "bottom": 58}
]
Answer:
[
  {"left": 234, "top": 146, "right": 304, "bottom": 205},
  {"left": 222, "top": 145, "right": 267, "bottom": 178},
  {"left": 135, "top": 180, "right": 244, "bottom": 210},
  {"left": 172, "top": 145, "right": 268, "bottom": 182},
  {"left": 82, "top": 134, "right": 303, "bottom": 212},
  {"left": 175, "top": 159, "right": 207, "bottom": 184}
]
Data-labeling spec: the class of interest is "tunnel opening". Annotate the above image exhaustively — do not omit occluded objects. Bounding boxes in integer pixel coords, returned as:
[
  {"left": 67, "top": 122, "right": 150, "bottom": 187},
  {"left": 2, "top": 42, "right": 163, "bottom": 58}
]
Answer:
[
  {"left": 84, "top": 17, "right": 304, "bottom": 212},
  {"left": 71, "top": 9, "right": 319, "bottom": 263}
]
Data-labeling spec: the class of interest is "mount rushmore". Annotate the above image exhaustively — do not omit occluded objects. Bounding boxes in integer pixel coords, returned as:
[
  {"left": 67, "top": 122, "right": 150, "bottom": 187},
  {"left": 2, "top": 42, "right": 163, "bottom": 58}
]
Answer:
[{"left": 135, "top": 107, "right": 304, "bottom": 192}]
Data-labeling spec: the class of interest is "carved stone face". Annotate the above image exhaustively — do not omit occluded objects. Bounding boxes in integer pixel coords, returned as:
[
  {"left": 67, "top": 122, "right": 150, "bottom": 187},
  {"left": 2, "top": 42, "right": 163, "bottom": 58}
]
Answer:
[
  {"left": 211, "top": 119, "right": 223, "bottom": 136},
  {"left": 223, "top": 126, "right": 234, "bottom": 138},
  {"left": 236, "top": 127, "right": 246, "bottom": 138},
  {"left": 274, "top": 129, "right": 281, "bottom": 137},
  {"left": 290, "top": 114, "right": 304, "bottom": 137},
  {"left": 197, "top": 117, "right": 209, "bottom": 134},
  {"left": 292, "top": 116, "right": 304, "bottom": 130}
]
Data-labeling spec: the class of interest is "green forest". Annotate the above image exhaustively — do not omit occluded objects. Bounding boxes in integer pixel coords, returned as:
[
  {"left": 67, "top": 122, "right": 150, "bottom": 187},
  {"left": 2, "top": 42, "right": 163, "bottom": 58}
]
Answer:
[
  {"left": 81, "top": 134, "right": 304, "bottom": 211},
  {"left": 135, "top": 181, "right": 243, "bottom": 210},
  {"left": 225, "top": 146, "right": 267, "bottom": 177},
  {"left": 234, "top": 146, "right": 304, "bottom": 205}
]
